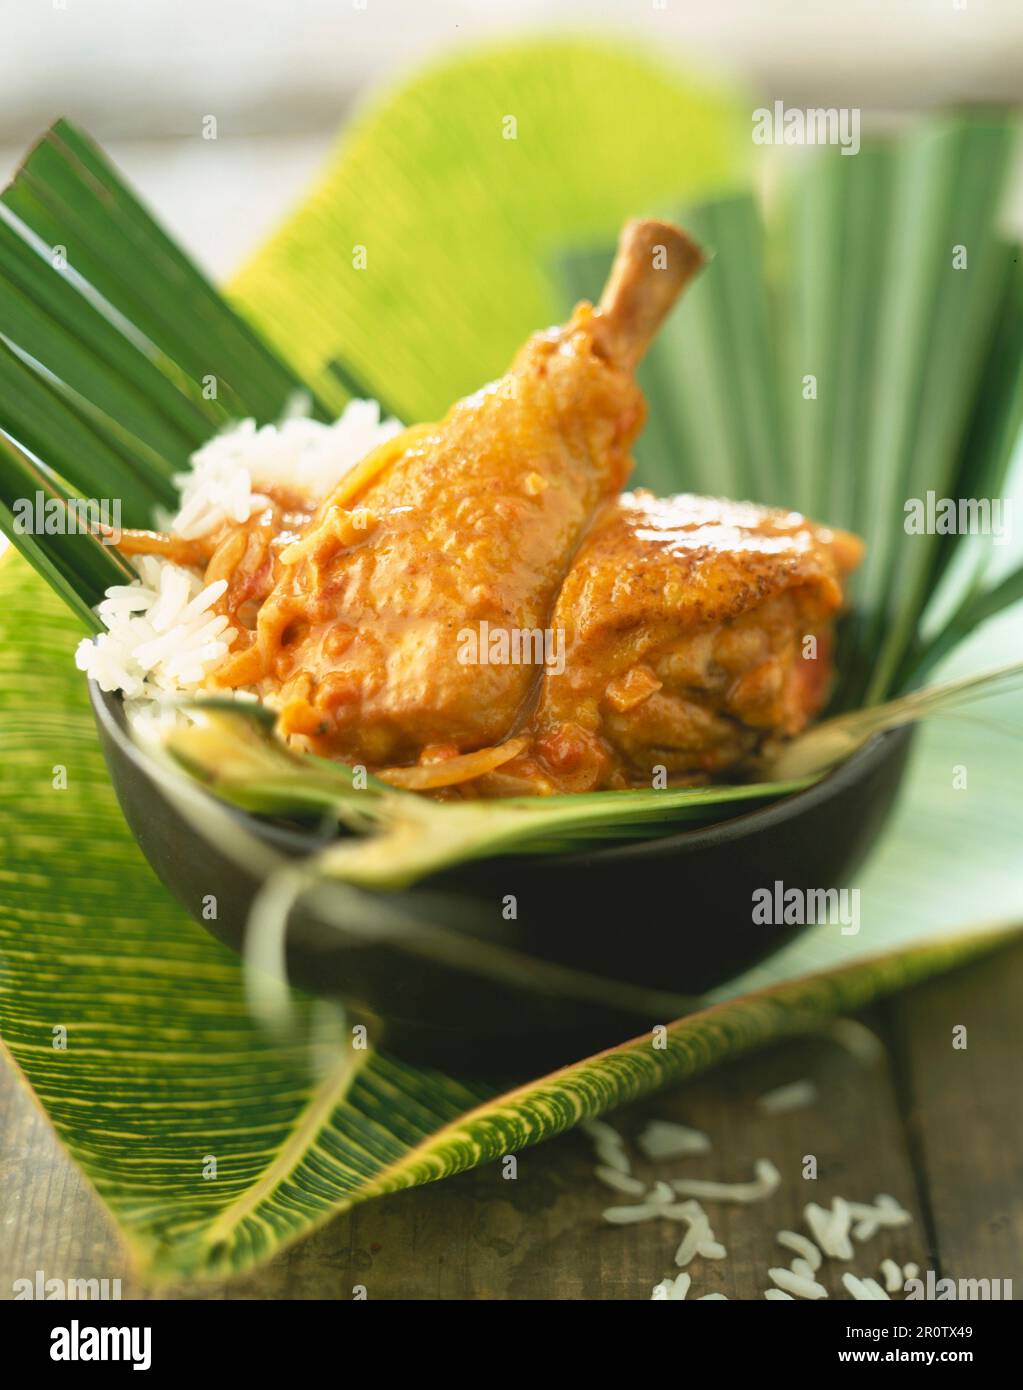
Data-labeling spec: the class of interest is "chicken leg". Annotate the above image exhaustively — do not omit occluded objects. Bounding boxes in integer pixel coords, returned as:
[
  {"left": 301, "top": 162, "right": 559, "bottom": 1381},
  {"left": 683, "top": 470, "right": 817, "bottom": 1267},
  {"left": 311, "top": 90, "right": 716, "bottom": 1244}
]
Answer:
[{"left": 223, "top": 220, "right": 705, "bottom": 765}]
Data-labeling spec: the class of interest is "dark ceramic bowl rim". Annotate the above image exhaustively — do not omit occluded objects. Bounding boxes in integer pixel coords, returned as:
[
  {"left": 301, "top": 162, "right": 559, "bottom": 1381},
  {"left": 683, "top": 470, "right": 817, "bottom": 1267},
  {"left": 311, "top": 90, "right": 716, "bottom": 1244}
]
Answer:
[{"left": 89, "top": 680, "right": 906, "bottom": 869}]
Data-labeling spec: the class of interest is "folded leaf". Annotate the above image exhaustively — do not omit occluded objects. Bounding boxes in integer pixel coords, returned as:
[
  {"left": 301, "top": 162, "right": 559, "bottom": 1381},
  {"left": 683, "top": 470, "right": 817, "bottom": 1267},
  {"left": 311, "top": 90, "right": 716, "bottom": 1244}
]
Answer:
[
  {"left": 2, "top": 550, "right": 1021, "bottom": 1281},
  {"left": 0, "top": 429, "right": 134, "bottom": 626}
]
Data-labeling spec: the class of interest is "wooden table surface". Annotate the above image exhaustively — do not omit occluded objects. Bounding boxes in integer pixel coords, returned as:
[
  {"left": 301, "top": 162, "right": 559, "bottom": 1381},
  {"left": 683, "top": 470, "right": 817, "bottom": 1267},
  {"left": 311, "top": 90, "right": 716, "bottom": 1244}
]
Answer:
[{"left": 2, "top": 941, "right": 1021, "bottom": 1301}]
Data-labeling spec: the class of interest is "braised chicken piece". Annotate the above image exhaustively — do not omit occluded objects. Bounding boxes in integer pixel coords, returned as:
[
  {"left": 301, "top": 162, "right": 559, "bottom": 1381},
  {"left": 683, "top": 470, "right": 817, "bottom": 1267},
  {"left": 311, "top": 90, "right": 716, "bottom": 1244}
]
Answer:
[
  {"left": 472, "top": 492, "right": 863, "bottom": 795},
  {"left": 116, "top": 488, "right": 315, "bottom": 631},
  {"left": 113, "top": 216, "right": 865, "bottom": 797},
  {"left": 211, "top": 220, "right": 705, "bottom": 765}
]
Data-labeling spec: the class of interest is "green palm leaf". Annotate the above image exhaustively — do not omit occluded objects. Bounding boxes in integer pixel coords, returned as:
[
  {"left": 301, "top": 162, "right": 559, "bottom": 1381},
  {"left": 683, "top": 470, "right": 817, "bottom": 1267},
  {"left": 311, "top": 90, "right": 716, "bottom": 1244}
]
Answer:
[
  {"left": 0, "top": 119, "right": 340, "bottom": 543},
  {"left": 559, "top": 114, "right": 1023, "bottom": 708},
  {"left": 0, "top": 429, "right": 135, "bottom": 627},
  {"left": 2, "top": 552, "right": 1020, "bottom": 1281},
  {"left": 3, "top": 120, "right": 335, "bottom": 428}
]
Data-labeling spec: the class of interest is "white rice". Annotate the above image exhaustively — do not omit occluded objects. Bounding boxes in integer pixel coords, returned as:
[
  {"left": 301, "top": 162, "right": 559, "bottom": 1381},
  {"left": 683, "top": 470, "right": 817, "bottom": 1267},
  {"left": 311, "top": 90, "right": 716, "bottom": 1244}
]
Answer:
[
  {"left": 826, "top": 1197, "right": 854, "bottom": 1259},
  {"left": 818, "top": 1018, "right": 886, "bottom": 1066},
  {"left": 671, "top": 1158, "right": 780, "bottom": 1204},
  {"left": 594, "top": 1166, "right": 646, "bottom": 1196},
  {"left": 846, "top": 1194, "right": 912, "bottom": 1242},
  {"left": 805, "top": 1200, "right": 854, "bottom": 1260},
  {"left": 76, "top": 557, "right": 235, "bottom": 698},
  {"left": 768, "top": 1266, "right": 828, "bottom": 1300},
  {"left": 842, "top": 1272, "right": 890, "bottom": 1301},
  {"left": 602, "top": 1202, "right": 660, "bottom": 1225},
  {"left": 672, "top": 1199, "right": 725, "bottom": 1267},
  {"left": 171, "top": 400, "right": 401, "bottom": 539},
  {"left": 651, "top": 1272, "right": 691, "bottom": 1300},
  {"left": 804, "top": 1202, "right": 838, "bottom": 1258},
  {"left": 592, "top": 1078, "right": 919, "bottom": 1302},
  {"left": 756, "top": 1080, "right": 818, "bottom": 1115},
  {"left": 861, "top": 1277, "right": 891, "bottom": 1300},
  {"left": 602, "top": 1192, "right": 719, "bottom": 1231},
  {"left": 76, "top": 401, "right": 401, "bottom": 706},
  {"left": 583, "top": 1119, "right": 633, "bottom": 1176},
  {"left": 776, "top": 1230, "right": 822, "bottom": 1271},
  {"left": 637, "top": 1120, "right": 711, "bottom": 1160}
]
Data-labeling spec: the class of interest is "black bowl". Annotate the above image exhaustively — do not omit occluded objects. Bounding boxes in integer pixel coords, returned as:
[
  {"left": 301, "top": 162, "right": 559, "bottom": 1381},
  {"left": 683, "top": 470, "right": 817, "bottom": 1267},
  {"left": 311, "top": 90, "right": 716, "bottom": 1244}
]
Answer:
[{"left": 90, "top": 683, "right": 913, "bottom": 1073}]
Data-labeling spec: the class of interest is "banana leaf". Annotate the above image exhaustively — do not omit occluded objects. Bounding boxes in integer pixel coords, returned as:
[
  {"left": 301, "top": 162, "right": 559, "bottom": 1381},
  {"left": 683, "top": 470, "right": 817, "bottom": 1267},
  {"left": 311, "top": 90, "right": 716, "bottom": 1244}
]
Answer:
[
  {"left": 1, "top": 547, "right": 1020, "bottom": 1281},
  {"left": 1, "top": 39, "right": 1022, "bottom": 1285}
]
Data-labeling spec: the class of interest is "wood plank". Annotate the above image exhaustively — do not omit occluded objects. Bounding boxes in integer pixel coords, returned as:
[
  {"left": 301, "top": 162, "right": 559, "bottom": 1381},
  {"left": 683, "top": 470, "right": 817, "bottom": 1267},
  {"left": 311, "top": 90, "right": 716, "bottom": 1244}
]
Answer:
[
  {"left": 0, "top": 1052, "right": 128, "bottom": 1295},
  {"left": 885, "top": 939, "right": 1023, "bottom": 1294},
  {"left": 0, "top": 1014, "right": 931, "bottom": 1300},
  {"left": 328, "top": 1011, "right": 930, "bottom": 1300}
]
